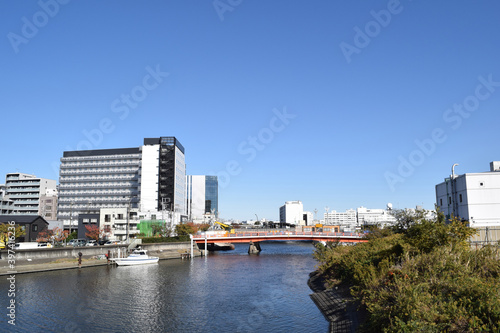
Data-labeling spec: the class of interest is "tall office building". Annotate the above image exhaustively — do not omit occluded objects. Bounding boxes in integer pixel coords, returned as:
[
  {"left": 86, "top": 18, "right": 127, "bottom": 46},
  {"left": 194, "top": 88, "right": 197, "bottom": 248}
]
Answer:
[
  {"left": 186, "top": 175, "right": 218, "bottom": 222},
  {"left": 57, "top": 137, "right": 186, "bottom": 229},
  {"left": 2, "top": 173, "right": 57, "bottom": 216}
]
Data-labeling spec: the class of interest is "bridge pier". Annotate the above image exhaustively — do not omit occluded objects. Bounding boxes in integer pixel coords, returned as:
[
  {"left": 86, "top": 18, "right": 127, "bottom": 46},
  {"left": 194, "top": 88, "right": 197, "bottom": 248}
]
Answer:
[{"left": 248, "top": 241, "right": 261, "bottom": 254}]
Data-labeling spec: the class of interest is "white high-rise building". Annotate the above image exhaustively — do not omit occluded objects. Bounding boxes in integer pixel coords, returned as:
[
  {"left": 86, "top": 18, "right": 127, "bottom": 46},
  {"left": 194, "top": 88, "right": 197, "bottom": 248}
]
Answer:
[
  {"left": 436, "top": 161, "right": 500, "bottom": 227},
  {"left": 279, "top": 201, "right": 304, "bottom": 225}
]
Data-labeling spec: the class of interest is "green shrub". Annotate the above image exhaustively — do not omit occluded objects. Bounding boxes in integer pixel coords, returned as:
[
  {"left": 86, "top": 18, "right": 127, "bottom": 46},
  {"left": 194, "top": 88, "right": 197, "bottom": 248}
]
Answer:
[
  {"left": 314, "top": 213, "right": 499, "bottom": 332},
  {"left": 141, "top": 235, "right": 191, "bottom": 243}
]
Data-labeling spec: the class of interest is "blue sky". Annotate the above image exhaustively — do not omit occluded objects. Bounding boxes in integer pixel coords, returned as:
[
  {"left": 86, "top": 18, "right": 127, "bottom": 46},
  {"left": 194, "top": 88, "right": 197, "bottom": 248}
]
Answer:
[{"left": 1, "top": 1, "right": 499, "bottom": 221}]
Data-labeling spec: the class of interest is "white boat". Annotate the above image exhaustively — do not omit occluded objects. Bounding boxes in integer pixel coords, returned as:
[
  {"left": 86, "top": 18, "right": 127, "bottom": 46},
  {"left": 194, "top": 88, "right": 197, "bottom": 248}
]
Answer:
[{"left": 112, "top": 249, "right": 159, "bottom": 266}]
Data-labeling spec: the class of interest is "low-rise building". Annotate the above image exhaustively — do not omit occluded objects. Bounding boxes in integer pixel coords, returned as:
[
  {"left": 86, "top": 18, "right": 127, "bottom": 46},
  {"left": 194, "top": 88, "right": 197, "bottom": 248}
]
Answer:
[
  {"left": 0, "top": 215, "right": 49, "bottom": 242},
  {"left": 357, "top": 205, "right": 397, "bottom": 228},
  {"left": 436, "top": 161, "right": 500, "bottom": 227},
  {"left": 324, "top": 209, "right": 357, "bottom": 230}
]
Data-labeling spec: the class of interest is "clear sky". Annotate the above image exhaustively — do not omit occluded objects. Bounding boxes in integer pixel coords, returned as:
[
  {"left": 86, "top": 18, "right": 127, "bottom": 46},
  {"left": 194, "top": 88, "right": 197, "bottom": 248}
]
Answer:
[{"left": 1, "top": 1, "right": 499, "bottom": 221}]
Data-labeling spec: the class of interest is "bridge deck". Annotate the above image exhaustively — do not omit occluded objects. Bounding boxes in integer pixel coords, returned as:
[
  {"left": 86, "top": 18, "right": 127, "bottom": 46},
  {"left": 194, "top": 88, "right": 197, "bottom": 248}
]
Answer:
[{"left": 192, "top": 231, "right": 367, "bottom": 244}]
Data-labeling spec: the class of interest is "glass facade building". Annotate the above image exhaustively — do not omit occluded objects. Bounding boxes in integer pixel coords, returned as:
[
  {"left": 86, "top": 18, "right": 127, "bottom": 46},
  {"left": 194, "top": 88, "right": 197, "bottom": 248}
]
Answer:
[{"left": 187, "top": 175, "right": 218, "bottom": 222}]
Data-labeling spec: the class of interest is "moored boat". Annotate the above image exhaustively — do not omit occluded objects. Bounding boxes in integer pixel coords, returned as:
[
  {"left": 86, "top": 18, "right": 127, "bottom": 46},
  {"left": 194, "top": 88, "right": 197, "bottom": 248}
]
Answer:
[{"left": 112, "top": 249, "right": 159, "bottom": 266}]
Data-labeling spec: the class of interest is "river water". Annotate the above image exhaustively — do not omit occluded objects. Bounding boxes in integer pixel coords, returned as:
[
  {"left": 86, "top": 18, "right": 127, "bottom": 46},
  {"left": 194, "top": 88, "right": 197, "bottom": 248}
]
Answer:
[{"left": 1, "top": 242, "right": 328, "bottom": 333}]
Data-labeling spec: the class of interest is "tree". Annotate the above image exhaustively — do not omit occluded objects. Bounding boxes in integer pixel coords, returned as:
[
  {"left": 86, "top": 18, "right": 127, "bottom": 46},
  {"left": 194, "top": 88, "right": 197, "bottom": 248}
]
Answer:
[
  {"left": 53, "top": 227, "right": 70, "bottom": 243},
  {"left": 85, "top": 225, "right": 101, "bottom": 240},
  {"left": 0, "top": 223, "right": 26, "bottom": 245},
  {"left": 390, "top": 208, "right": 428, "bottom": 233},
  {"left": 175, "top": 223, "right": 196, "bottom": 236},
  {"left": 37, "top": 227, "right": 69, "bottom": 244}
]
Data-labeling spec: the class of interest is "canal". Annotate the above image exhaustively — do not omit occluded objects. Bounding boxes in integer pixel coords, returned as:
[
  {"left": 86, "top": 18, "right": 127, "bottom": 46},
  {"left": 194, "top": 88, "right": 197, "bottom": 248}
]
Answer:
[{"left": 1, "top": 242, "right": 328, "bottom": 332}]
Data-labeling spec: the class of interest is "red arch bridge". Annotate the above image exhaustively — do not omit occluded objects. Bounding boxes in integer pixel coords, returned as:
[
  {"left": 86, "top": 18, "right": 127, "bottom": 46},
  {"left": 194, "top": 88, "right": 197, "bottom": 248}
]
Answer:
[{"left": 189, "top": 230, "right": 368, "bottom": 256}]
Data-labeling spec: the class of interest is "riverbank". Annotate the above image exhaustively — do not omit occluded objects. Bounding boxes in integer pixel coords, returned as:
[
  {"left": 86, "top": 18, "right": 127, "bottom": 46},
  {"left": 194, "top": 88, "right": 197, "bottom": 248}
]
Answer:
[
  {"left": 0, "top": 247, "right": 202, "bottom": 276},
  {"left": 308, "top": 271, "right": 365, "bottom": 333}
]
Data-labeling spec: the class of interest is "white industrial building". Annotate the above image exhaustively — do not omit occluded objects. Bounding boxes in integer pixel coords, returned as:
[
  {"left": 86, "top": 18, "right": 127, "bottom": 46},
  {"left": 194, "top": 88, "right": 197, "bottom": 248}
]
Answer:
[
  {"left": 436, "top": 161, "right": 500, "bottom": 227},
  {"left": 324, "top": 209, "right": 357, "bottom": 229},
  {"left": 279, "top": 201, "right": 305, "bottom": 225},
  {"left": 357, "top": 205, "right": 397, "bottom": 228}
]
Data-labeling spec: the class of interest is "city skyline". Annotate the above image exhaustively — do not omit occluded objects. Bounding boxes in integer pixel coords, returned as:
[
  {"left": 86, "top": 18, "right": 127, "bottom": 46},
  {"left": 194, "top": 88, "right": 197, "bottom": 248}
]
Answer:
[{"left": 1, "top": 1, "right": 499, "bottom": 221}]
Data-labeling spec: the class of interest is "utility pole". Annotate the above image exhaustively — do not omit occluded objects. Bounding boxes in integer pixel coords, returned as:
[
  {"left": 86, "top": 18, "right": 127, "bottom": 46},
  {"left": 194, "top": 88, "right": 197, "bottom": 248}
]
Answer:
[
  {"left": 70, "top": 201, "right": 74, "bottom": 232},
  {"left": 125, "top": 197, "right": 132, "bottom": 243}
]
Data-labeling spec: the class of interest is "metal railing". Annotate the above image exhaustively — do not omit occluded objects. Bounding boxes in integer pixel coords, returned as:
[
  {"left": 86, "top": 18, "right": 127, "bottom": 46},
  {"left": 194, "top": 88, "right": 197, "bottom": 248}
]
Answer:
[{"left": 195, "top": 230, "right": 365, "bottom": 239}]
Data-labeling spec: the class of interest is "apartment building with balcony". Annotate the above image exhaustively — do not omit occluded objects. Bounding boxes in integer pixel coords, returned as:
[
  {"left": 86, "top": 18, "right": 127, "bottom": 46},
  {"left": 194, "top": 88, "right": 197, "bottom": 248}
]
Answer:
[
  {"left": 0, "top": 184, "right": 13, "bottom": 214},
  {"left": 57, "top": 137, "right": 187, "bottom": 230},
  {"left": 57, "top": 147, "right": 141, "bottom": 230},
  {"left": 2, "top": 173, "right": 57, "bottom": 216}
]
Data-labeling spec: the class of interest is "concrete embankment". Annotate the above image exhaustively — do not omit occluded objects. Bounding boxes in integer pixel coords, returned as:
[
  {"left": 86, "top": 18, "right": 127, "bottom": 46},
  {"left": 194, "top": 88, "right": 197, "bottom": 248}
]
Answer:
[
  {"left": 308, "top": 271, "right": 363, "bottom": 333},
  {"left": 0, "top": 242, "right": 201, "bottom": 276}
]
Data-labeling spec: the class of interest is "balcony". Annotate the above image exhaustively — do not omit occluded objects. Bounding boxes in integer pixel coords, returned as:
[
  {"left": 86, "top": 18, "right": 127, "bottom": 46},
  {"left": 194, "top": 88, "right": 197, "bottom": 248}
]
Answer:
[
  {"left": 6, "top": 187, "right": 40, "bottom": 193},
  {"left": 8, "top": 194, "right": 39, "bottom": 198},
  {"left": 59, "top": 183, "right": 139, "bottom": 190},
  {"left": 12, "top": 200, "right": 39, "bottom": 205},
  {"left": 60, "top": 161, "right": 139, "bottom": 169},
  {"left": 58, "top": 197, "right": 139, "bottom": 204},
  {"left": 61, "top": 154, "right": 141, "bottom": 162},
  {"left": 5, "top": 181, "right": 40, "bottom": 186},
  {"left": 60, "top": 175, "right": 139, "bottom": 183},
  {"left": 59, "top": 190, "right": 138, "bottom": 197},
  {"left": 60, "top": 169, "right": 138, "bottom": 176}
]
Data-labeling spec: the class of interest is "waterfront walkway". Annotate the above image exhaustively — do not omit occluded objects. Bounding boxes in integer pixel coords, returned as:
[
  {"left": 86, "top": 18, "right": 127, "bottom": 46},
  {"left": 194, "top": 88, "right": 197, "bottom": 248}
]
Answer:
[{"left": 0, "top": 249, "right": 200, "bottom": 276}]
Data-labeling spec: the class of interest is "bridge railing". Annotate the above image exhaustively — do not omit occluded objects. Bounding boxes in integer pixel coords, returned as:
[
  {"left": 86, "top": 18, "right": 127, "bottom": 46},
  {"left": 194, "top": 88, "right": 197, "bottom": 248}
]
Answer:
[{"left": 194, "top": 230, "right": 365, "bottom": 239}]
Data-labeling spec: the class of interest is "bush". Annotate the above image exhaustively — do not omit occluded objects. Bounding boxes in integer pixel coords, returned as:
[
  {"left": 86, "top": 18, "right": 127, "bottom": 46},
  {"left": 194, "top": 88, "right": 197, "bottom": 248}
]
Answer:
[
  {"left": 141, "top": 235, "right": 191, "bottom": 243},
  {"left": 314, "top": 213, "right": 499, "bottom": 332}
]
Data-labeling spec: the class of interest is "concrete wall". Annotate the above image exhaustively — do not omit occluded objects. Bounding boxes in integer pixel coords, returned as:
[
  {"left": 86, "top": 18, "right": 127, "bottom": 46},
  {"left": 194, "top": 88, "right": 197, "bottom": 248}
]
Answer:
[
  {"left": 0, "top": 242, "right": 193, "bottom": 261},
  {"left": 139, "top": 242, "right": 191, "bottom": 251}
]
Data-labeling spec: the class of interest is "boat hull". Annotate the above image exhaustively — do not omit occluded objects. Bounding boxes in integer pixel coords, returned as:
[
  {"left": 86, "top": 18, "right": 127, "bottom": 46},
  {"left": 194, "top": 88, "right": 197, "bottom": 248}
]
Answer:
[{"left": 113, "top": 257, "right": 159, "bottom": 266}]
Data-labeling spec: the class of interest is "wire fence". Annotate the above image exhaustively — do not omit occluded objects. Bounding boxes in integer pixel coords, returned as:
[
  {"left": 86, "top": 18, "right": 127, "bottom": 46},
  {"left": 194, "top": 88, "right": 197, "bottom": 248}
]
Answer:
[{"left": 469, "top": 227, "right": 500, "bottom": 248}]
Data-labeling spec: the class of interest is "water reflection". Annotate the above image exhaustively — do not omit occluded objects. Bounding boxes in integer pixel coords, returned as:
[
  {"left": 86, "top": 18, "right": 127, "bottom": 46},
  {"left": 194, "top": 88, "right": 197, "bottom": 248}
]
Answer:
[{"left": 1, "top": 242, "right": 327, "bottom": 332}]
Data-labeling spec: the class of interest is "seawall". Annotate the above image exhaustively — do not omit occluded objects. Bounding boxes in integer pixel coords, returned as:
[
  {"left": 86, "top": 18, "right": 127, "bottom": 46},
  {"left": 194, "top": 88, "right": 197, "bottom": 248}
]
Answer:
[{"left": 308, "top": 271, "right": 363, "bottom": 333}]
